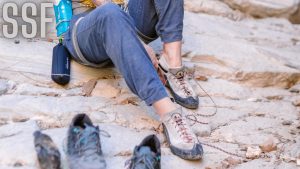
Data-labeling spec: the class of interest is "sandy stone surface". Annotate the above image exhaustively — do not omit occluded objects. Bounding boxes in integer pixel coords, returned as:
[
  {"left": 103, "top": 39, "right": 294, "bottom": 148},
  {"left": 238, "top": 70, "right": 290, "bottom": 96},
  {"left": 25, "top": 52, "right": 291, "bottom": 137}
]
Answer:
[{"left": 0, "top": 0, "right": 300, "bottom": 169}]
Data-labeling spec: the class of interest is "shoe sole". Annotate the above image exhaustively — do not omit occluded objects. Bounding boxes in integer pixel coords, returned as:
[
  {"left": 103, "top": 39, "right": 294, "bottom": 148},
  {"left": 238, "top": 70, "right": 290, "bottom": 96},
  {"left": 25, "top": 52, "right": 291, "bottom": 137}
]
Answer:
[
  {"left": 162, "top": 124, "right": 203, "bottom": 160},
  {"left": 165, "top": 80, "right": 199, "bottom": 109}
]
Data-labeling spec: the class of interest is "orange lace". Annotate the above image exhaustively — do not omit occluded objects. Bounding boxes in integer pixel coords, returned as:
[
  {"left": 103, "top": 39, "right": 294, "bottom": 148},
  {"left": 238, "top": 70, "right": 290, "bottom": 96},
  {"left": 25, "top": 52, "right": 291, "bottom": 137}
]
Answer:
[
  {"left": 171, "top": 113, "right": 194, "bottom": 143},
  {"left": 172, "top": 71, "right": 192, "bottom": 96}
]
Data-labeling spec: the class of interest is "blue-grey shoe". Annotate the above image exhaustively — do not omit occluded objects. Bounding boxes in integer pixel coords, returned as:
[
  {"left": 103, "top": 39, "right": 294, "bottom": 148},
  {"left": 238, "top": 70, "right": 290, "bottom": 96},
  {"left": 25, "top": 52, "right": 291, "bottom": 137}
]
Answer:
[
  {"left": 162, "top": 108, "right": 203, "bottom": 160},
  {"left": 126, "top": 134, "right": 161, "bottom": 169},
  {"left": 33, "top": 131, "right": 61, "bottom": 169},
  {"left": 66, "top": 114, "right": 106, "bottom": 169},
  {"left": 159, "top": 56, "right": 199, "bottom": 109}
]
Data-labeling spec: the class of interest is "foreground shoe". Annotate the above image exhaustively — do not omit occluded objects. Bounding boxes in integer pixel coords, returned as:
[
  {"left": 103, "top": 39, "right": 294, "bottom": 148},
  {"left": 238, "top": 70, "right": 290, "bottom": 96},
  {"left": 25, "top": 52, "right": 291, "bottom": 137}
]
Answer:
[
  {"left": 33, "top": 131, "right": 61, "bottom": 169},
  {"left": 126, "top": 134, "right": 161, "bottom": 169},
  {"left": 162, "top": 107, "right": 203, "bottom": 160},
  {"left": 159, "top": 56, "right": 199, "bottom": 109},
  {"left": 66, "top": 114, "right": 106, "bottom": 169}
]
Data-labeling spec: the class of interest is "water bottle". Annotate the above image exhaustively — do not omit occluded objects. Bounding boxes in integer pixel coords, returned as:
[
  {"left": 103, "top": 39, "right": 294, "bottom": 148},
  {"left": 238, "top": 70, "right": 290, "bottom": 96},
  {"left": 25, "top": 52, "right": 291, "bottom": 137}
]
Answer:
[
  {"left": 51, "top": 0, "right": 73, "bottom": 85},
  {"left": 53, "top": 0, "right": 73, "bottom": 37},
  {"left": 52, "top": 43, "right": 71, "bottom": 85}
]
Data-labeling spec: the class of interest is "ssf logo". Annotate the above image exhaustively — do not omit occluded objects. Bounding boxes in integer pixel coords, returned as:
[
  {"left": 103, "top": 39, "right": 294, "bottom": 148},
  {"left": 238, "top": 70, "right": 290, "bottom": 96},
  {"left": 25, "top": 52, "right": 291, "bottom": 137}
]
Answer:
[{"left": 1, "top": 2, "right": 53, "bottom": 39}]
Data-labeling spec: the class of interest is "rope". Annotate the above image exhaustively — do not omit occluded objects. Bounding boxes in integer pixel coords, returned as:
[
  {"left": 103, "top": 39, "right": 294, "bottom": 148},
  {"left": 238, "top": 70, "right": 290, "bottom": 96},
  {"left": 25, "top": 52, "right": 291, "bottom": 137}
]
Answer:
[
  {"left": 185, "top": 78, "right": 218, "bottom": 125},
  {"left": 187, "top": 71, "right": 246, "bottom": 159}
]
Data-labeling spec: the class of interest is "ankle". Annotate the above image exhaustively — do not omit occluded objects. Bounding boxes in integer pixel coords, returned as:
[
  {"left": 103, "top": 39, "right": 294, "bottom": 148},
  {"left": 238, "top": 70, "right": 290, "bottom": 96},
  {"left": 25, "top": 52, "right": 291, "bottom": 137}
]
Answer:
[
  {"left": 162, "top": 41, "right": 182, "bottom": 68},
  {"left": 162, "top": 52, "right": 182, "bottom": 68},
  {"left": 153, "top": 97, "right": 178, "bottom": 118}
]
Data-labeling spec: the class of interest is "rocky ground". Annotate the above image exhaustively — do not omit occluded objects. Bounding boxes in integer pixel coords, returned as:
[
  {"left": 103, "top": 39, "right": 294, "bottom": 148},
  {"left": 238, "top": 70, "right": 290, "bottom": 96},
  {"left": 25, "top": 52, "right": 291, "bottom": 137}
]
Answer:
[{"left": 0, "top": 0, "right": 300, "bottom": 169}]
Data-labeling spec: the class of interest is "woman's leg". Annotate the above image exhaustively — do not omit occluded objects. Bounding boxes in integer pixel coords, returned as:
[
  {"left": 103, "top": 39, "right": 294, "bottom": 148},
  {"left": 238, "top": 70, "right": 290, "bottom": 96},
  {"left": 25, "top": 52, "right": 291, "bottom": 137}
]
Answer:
[
  {"left": 128, "top": 0, "right": 199, "bottom": 109},
  {"left": 72, "top": 4, "right": 169, "bottom": 106},
  {"left": 128, "top": 0, "right": 183, "bottom": 66},
  {"left": 66, "top": 3, "right": 203, "bottom": 160},
  {"left": 128, "top": 0, "right": 203, "bottom": 159},
  {"left": 63, "top": 3, "right": 177, "bottom": 113}
]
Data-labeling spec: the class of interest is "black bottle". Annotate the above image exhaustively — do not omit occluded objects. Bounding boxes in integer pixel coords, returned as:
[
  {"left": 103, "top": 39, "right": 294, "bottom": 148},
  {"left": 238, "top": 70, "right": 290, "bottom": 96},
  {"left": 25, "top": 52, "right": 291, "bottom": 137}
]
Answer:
[{"left": 51, "top": 42, "right": 71, "bottom": 85}]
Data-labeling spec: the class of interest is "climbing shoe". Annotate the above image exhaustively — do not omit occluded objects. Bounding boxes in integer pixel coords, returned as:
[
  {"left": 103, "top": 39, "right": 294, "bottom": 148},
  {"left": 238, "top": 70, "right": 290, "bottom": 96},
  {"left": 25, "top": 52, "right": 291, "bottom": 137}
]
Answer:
[
  {"left": 161, "top": 107, "right": 203, "bottom": 160},
  {"left": 33, "top": 131, "right": 61, "bottom": 169},
  {"left": 126, "top": 134, "right": 161, "bottom": 169},
  {"left": 66, "top": 113, "right": 106, "bottom": 169},
  {"left": 159, "top": 56, "right": 199, "bottom": 109}
]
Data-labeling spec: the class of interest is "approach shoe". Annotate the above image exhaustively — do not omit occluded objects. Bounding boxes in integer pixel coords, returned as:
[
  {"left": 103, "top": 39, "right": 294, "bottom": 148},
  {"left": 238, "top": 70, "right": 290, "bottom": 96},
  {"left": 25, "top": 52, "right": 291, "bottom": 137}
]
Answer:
[
  {"left": 159, "top": 56, "right": 199, "bottom": 109},
  {"left": 33, "top": 131, "right": 61, "bottom": 169},
  {"left": 162, "top": 107, "right": 203, "bottom": 160},
  {"left": 66, "top": 113, "right": 106, "bottom": 169},
  {"left": 126, "top": 134, "right": 161, "bottom": 169}
]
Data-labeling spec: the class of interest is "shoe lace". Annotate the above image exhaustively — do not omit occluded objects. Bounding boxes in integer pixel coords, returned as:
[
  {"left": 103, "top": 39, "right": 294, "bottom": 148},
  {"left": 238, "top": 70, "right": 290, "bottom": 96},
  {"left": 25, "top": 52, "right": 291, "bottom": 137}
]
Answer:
[
  {"left": 170, "top": 113, "right": 194, "bottom": 144},
  {"left": 73, "top": 126, "right": 110, "bottom": 159},
  {"left": 125, "top": 154, "right": 158, "bottom": 169},
  {"left": 172, "top": 71, "right": 192, "bottom": 96}
]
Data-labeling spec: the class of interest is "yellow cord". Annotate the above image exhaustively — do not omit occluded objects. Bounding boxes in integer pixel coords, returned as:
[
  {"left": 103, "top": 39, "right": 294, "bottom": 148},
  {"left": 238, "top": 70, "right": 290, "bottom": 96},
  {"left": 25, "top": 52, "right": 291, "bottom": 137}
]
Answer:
[
  {"left": 81, "top": 0, "right": 96, "bottom": 8},
  {"left": 112, "top": 0, "right": 125, "bottom": 4},
  {"left": 81, "top": 0, "right": 125, "bottom": 8}
]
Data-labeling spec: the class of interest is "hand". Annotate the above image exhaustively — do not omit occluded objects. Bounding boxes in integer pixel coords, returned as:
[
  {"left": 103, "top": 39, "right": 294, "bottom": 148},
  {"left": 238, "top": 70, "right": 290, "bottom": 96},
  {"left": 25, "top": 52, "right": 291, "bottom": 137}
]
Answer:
[
  {"left": 143, "top": 44, "right": 158, "bottom": 69},
  {"left": 143, "top": 43, "right": 167, "bottom": 85},
  {"left": 92, "top": 0, "right": 111, "bottom": 6}
]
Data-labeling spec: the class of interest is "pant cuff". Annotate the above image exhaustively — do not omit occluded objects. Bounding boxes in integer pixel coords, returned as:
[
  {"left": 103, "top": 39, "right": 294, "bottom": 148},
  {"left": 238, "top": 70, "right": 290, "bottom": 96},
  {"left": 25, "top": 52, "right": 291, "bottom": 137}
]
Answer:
[
  {"left": 160, "top": 31, "right": 183, "bottom": 43},
  {"left": 143, "top": 86, "right": 168, "bottom": 106}
]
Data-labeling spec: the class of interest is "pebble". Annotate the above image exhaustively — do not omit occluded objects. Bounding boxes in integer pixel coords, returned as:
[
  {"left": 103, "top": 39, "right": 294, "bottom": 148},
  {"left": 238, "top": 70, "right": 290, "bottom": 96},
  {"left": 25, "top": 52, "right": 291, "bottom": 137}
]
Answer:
[
  {"left": 266, "top": 95, "right": 283, "bottom": 100},
  {"left": 195, "top": 75, "right": 208, "bottom": 81},
  {"left": 0, "top": 118, "right": 8, "bottom": 126},
  {"left": 289, "top": 130, "right": 296, "bottom": 135},
  {"left": 282, "top": 120, "right": 293, "bottom": 125},
  {"left": 224, "top": 156, "right": 241, "bottom": 166},
  {"left": 47, "top": 38, "right": 54, "bottom": 42},
  {"left": 292, "top": 99, "right": 300, "bottom": 107},
  {"left": 119, "top": 97, "right": 139, "bottom": 106},
  {"left": 281, "top": 155, "right": 296, "bottom": 163},
  {"left": 247, "top": 98, "right": 262, "bottom": 102},
  {"left": 13, "top": 162, "right": 23, "bottom": 167},
  {"left": 190, "top": 119, "right": 212, "bottom": 137},
  {"left": 252, "top": 112, "right": 266, "bottom": 117},
  {"left": 259, "top": 137, "right": 277, "bottom": 153},
  {"left": 0, "top": 79, "right": 8, "bottom": 95},
  {"left": 12, "top": 116, "right": 30, "bottom": 123},
  {"left": 82, "top": 79, "right": 97, "bottom": 96},
  {"left": 14, "top": 40, "right": 20, "bottom": 44},
  {"left": 246, "top": 146, "right": 262, "bottom": 159},
  {"left": 221, "top": 160, "right": 230, "bottom": 168},
  {"left": 289, "top": 84, "right": 300, "bottom": 93},
  {"left": 265, "top": 158, "right": 271, "bottom": 162},
  {"left": 7, "top": 80, "right": 16, "bottom": 91},
  {"left": 223, "top": 133, "right": 235, "bottom": 143},
  {"left": 240, "top": 145, "right": 248, "bottom": 151}
]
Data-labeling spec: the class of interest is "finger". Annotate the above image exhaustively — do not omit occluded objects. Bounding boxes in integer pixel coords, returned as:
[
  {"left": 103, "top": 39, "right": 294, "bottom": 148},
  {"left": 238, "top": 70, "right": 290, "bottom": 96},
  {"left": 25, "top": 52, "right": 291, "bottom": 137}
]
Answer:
[{"left": 153, "top": 59, "right": 159, "bottom": 68}]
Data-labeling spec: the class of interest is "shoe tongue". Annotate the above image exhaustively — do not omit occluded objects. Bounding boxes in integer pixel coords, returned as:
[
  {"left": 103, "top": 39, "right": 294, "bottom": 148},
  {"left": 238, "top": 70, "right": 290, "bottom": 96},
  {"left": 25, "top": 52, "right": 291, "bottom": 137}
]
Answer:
[
  {"left": 81, "top": 125, "right": 99, "bottom": 139},
  {"left": 72, "top": 126, "right": 83, "bottom": 134},
  {"left": 138, "top": 146, "right": 152, "bottom": 156},
  {"left": 169, "top": 67, "right": 184, "bottom": 78},
  {"left": 163, "top": 107, "right": 182, "bottom": 120},
  {"left": 77, "top": 125, "right": 99, "bottom": 151},
  {"left": 135, "top": 146, "right": 157, "bottom": 168},
  {"left": 72, "top": 123, "right": 95, "bottom": 134},
  {"left": 83, "top": 125, "right": 97, "bottom": 133}
]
